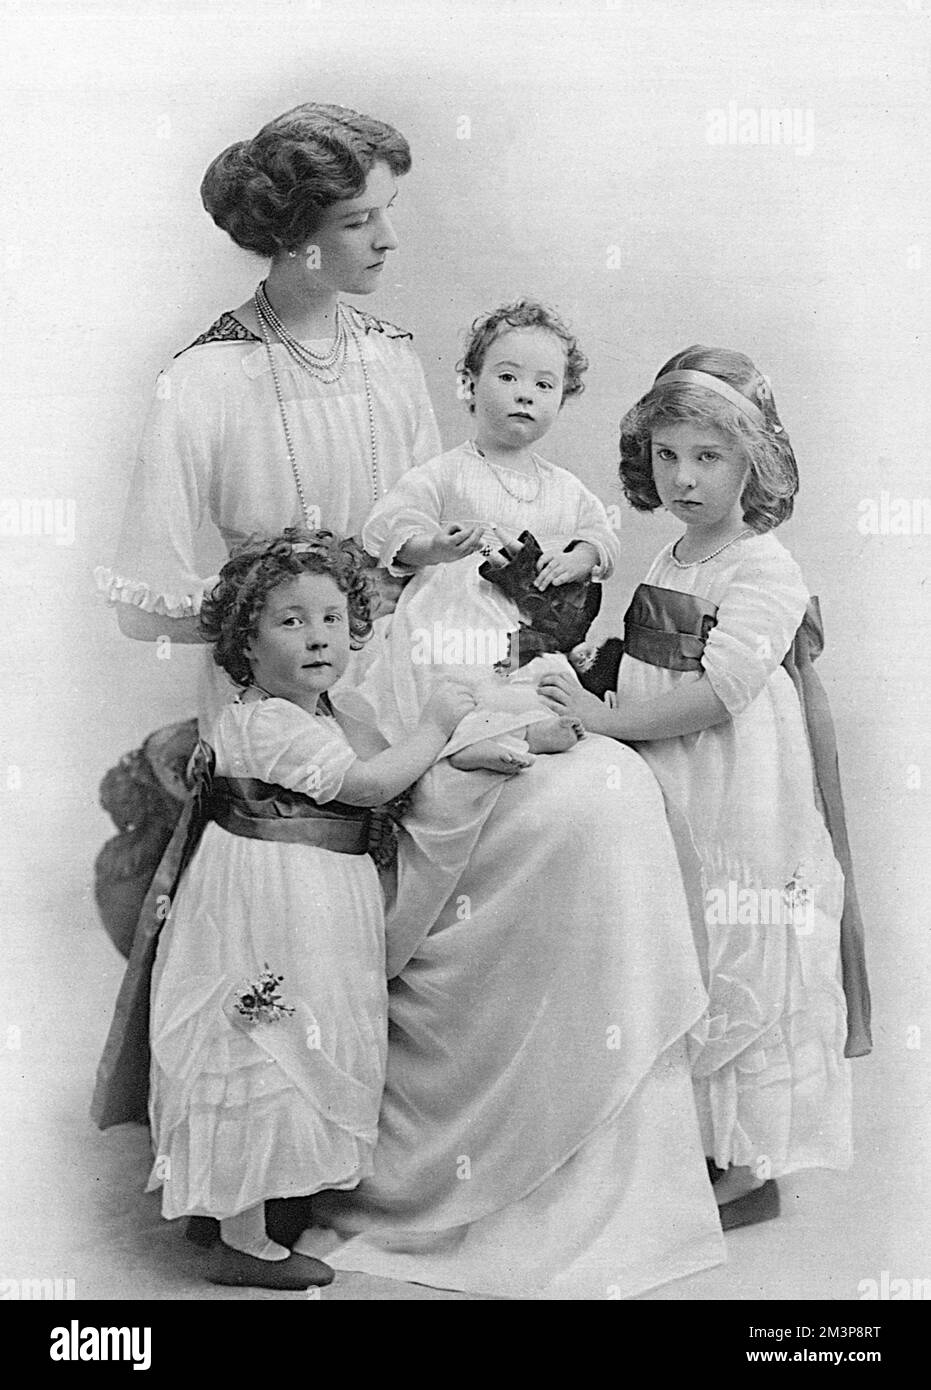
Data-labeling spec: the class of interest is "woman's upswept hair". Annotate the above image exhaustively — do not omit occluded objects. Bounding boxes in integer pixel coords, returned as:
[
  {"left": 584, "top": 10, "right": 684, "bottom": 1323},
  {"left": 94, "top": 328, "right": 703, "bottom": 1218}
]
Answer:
[
  {"left": 200, "top": 528, "right": 374, "bottom": 687},
  {"left": 619, "top": 345, "right": 799, "bottom": 532},
  {"left": 201, "top": 102, "right": 411, "bottom": 257},
  {"left": 457, "top": 298, "right": 589, "bottom": 411}
]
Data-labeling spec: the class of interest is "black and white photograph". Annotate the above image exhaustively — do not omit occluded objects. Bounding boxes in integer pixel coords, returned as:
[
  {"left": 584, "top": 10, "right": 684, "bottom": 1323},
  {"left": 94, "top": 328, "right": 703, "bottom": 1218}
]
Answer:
[{"left": 1, "top": 0, "right": 928, "bottom": 1335}]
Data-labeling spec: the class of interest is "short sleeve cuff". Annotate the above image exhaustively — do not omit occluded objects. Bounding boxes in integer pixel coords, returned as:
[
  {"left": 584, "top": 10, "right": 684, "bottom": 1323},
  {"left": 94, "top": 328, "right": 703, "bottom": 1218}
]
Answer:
[{"left": 95, "top": 566, "right": 218, "bottom": 619}]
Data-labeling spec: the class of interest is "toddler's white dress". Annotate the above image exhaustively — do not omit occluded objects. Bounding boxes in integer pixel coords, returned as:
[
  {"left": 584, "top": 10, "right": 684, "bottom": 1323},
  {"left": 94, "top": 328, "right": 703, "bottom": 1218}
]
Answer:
[
  {"left": 146, "top": 693, "right": 386, "bottom": 1220},
  {"left": 356, "top": 441, "right": 620, "bottom": 750},
  {"left": 617, "top": 531, "right": 852, "bottom": 1177}
]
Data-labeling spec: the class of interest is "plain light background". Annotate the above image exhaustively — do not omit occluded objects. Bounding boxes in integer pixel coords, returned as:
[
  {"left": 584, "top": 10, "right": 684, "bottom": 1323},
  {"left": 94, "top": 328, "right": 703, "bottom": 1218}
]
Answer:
[{"left": 1, "top": 0, "right": 929, "bottom": 1296}]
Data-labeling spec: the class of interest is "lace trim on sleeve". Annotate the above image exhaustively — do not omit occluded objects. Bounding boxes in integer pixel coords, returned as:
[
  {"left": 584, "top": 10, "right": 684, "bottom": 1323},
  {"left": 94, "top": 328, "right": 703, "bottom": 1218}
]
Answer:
[
  {"left": 381, "top": 525, "right": 427, "bottom": 576},
  {"left": 94, "top": 566, "right": 217, "bottom": 619}
]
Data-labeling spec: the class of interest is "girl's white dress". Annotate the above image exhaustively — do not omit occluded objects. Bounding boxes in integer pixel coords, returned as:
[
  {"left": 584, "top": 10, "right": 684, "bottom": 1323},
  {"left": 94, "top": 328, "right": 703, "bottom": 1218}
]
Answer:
[
  {"left": 146, "top": 694, "right": 386, "bottom": 1220},
  {"left": 616, "top": 531, "right": 853, "bottom": 1177},
  {"left": 357, "top": 441, "right": 620, "bottom": 748}
]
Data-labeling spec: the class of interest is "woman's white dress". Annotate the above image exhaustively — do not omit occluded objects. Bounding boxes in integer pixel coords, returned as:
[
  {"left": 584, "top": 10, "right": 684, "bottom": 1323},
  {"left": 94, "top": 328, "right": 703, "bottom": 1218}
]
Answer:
[
  {"left": 616, "top": 532, "right": 852, "bottom": 1178},
  {"left": 356, "top": 441, "right": 621, "bottom": 749},
  {"left": 94, "top": 307, "right": 441, "bottom": 724},
  {"left": 304, "top": 735, "right": 727, "bottom": 1299},
  {"left": 147, "top": 695, "right": 387, "bottom": 1220}
]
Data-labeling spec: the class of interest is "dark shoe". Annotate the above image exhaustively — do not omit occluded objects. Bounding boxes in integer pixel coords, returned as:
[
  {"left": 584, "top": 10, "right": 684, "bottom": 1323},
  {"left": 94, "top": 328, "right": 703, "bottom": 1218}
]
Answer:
[
  {"left": 719, "top": 1179, "right": 780, "bottom": 1231},
  {"left": 265, "top": 1195, "right": 316, "bottom": 1248},
  {"left": 207, "top": 1241, "right": 334, "bottom": 1290},
  {"left": 705, "top": 1158, "right": 725, "bottom": 1185},
  {"left": 185, "top": 1215, "right": 220, "bottom": 1248}
]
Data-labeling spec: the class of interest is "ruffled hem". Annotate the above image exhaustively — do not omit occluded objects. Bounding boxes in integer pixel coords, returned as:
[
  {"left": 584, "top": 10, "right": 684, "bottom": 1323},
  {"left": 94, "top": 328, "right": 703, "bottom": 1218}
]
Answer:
[
  {"left": 94, "top": 566, "right": 217, "bottom": 619},
  {"left": 694, "top": 977, "right": 852, "bottom": 1176},
  {"left": 379, "top": 526, "right": 423, "bottom": 578},
  {"left": 149, "top": 1047, "right": 381, "bottom": 1218},
  {"left": 148, "top": 1111, "right": 377, "bottom": 1219}
]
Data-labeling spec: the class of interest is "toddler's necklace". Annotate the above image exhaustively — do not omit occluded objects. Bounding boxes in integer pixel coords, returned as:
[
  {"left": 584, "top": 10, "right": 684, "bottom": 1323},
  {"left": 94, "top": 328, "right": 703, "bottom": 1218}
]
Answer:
[
  {"left": 469, "top": 440, "right": 542, "bottom": 502},
  {"left": 670, "top": 528, "right": 753, "bottom": 568}
]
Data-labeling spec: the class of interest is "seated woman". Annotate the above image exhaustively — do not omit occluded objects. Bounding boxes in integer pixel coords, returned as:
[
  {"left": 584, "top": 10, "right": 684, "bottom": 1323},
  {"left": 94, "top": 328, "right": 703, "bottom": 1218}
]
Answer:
[{"left": 94, "top": 101, "right": 726, "bottom": 1299}]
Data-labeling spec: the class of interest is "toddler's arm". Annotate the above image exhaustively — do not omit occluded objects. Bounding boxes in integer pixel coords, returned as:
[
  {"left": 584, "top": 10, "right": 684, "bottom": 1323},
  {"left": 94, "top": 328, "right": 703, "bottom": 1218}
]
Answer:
[{"left": 397, "top": 523, "right": 487, "bottom": 568}]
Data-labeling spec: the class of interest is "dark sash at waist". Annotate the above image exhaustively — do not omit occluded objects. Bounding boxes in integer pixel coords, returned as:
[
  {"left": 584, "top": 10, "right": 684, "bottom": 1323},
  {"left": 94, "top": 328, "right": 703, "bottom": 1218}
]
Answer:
[
  {"left": 622, "top": 583, "right": 720, "bottom": 671},
  {"left": 208, "top": 775, "right": 370, "bottom": 854}
]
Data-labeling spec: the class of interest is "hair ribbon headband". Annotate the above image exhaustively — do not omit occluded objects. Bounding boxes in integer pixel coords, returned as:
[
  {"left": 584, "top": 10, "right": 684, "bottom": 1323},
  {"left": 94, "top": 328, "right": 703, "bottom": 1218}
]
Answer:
[{"left": 654, "top": 369, "right": 771, "bottom": 429}]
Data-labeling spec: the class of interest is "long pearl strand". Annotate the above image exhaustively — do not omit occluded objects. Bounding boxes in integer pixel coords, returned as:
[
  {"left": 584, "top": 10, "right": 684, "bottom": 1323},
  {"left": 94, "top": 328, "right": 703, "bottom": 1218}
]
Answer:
[{"left": 253, "top": 288, "right": 382, "bottom": 522}]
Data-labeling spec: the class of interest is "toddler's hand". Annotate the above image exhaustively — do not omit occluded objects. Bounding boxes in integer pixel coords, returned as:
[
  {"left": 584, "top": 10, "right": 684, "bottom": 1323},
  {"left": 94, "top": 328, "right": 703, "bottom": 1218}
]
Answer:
[
  {"left": 534, "top": 543, "right": 597, "bottom": 590},
  {"left": 430, "top": 523, "right": 488, "bottom": 564},
  {"left": 423, "top": 680, "right": 478, "bottom": 735}
]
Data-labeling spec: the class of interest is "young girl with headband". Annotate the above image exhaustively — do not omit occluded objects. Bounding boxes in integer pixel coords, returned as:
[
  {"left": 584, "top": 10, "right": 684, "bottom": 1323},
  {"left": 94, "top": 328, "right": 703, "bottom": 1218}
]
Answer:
[
  {"left": 144, "top": 531, "right": 474, "bottom": 1289},
  {"left": 538, "top": 345, "right": 870, "bottom": 1231}
]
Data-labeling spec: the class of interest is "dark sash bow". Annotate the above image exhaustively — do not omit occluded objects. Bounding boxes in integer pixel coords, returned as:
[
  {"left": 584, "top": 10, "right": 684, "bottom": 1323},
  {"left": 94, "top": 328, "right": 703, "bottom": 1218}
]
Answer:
[
  {"left": 91, "top": 742, "right": 379, "bottom": 1128},
  {"left": 622, "top": 583, "right": 720, "bottom": 671}
]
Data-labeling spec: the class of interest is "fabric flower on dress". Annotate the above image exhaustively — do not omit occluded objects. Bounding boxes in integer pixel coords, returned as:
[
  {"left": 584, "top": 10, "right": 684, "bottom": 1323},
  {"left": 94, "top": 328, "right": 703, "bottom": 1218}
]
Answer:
[{"left": 234, "top": 964, "right": 295, "bottom": 1025}]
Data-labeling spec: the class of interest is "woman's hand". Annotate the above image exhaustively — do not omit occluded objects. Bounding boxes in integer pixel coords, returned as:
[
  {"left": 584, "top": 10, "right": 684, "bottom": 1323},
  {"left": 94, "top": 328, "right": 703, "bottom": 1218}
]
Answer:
[
  {"left": 422, "top": 680, "right": 479, "bottom": 736},
  {"left": 537, "top": 667, "right": 612, "bottom": 733},
  {"left": 534, "top": 541, "right": 598, "bottom": 590}
]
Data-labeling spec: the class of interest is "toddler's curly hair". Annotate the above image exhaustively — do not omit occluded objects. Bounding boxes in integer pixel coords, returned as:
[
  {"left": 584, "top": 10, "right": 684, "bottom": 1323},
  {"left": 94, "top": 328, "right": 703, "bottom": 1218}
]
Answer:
[
  {"left": 200, "top": 528, "right": 374, "bottom": 687},
  {"left": 457, "top": 298, "right": 588, "bottom": 411},
  {"left": 619, "top": 345, "right": 799, "bottom": 533}
]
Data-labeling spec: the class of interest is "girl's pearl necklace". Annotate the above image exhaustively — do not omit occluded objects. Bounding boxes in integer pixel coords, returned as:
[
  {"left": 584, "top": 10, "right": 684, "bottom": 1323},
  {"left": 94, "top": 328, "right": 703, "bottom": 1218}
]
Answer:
[
  {"left": 670, "top": 528, "right": 753, "bottom": 568},
  {"left": 468, "top": 439, "right": 542, "bottom": 503},
  {"left": 254, "top": 286, "right": 381, "bottom": 520}
]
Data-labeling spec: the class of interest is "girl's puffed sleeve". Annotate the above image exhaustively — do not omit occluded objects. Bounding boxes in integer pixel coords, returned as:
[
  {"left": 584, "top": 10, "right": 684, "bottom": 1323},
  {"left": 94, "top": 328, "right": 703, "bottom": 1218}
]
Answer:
[
  {"left": 94, "top": 364, "right": 218, "bottom": 617},
  {"left": 361, "top": 455, "right": 447, "bottom": 575},
  {"left": 701, "top": 544, "right": 809, "bottom": 716},
  {"left": 220, "top": 701, "right": 357, "bottom": 804},
  {"left": 571, "top": 479, "right": 621, "bottom": 580}
]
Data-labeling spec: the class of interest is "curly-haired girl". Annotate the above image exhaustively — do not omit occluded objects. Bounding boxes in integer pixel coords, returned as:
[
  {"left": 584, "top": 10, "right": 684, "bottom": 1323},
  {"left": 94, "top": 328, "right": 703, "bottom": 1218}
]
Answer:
[
  {"left": 359, "top": 298, "right": 618, "bottom": 768},
  {"left": 539, "top": 346, "right": 861, "bottom": 1231},
  {"left": 146, "top": 530, "right": 475, "bottom": 1289}
]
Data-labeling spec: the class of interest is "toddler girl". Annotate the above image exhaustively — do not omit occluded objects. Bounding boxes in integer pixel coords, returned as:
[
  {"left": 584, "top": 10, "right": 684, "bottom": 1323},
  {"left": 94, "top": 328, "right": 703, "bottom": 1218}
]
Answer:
[
  {"left": 539, "top": 346, "right": 867, "bottom": 1230},
  {"left": 357, "top": 298, "right": 619, "bottom": 771},
  {"left": 146, "top": 530, "right": 474, "bottom": 1288}
]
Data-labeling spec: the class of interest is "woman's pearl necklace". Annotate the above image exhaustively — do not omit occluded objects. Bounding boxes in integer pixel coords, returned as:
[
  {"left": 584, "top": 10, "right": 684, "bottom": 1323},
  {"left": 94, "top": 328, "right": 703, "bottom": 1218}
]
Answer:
[
  {"left": 253, "top": 284, "right": 381, "bottom": 518},
  {"left": 670, "top": 528, "right": 753, "bottom": 568},
  {"left": 254, "top": 281, "right": 348, "bottom": 381}
]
